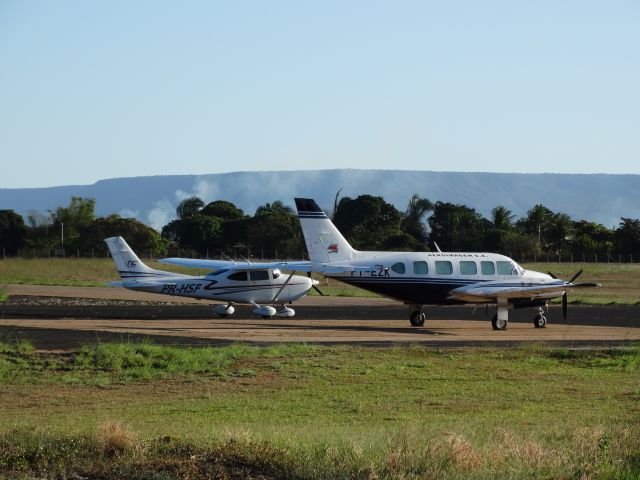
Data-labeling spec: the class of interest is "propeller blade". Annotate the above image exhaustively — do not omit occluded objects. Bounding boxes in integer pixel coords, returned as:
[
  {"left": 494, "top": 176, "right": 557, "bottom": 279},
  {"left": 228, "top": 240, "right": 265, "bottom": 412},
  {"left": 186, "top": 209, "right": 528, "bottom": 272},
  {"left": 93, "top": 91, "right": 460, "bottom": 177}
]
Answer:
[
  {"left": 562, "top": 292, "right": 568, "bottom": 319},
  {"left": 568, "top": 269, "right": 584, "bottom": 284},
  {"left": 548, "top": 271, "right": 558, "bottom": 279},
  {"left": 313, "top": 285, "right": 325, "bottom": 296}
]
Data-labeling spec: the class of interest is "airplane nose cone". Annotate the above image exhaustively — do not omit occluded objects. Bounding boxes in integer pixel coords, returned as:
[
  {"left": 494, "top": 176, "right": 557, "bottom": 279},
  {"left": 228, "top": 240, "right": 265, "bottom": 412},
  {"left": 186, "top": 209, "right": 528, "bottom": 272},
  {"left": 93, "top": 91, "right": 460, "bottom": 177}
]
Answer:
[{"left": 312, "top": 279, "right": 320, "bottom": 286}]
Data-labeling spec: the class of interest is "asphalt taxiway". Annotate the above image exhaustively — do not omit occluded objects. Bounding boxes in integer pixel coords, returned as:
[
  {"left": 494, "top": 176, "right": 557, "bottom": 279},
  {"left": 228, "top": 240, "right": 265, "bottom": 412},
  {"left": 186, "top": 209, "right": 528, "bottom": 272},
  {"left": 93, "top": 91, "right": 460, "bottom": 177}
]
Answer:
[{"left": 1, "top": 285, "right": 638, "bottom": 349}]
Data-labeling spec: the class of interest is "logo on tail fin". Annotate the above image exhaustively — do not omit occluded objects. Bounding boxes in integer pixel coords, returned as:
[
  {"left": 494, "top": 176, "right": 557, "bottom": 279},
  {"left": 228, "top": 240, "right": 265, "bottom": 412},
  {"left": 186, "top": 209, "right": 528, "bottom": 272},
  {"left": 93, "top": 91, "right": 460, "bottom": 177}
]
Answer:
[{"left": 327, "top": 244, "right": 339, "bottom": 254}]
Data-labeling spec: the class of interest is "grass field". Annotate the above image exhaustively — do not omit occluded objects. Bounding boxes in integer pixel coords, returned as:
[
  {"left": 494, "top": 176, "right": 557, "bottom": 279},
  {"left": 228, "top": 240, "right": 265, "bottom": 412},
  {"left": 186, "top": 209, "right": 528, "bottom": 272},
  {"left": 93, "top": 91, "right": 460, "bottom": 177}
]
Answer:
[
  {"left": 2, "top": 258, "right": 639, "bottom": 304},
  {"left": 0, "top": 340, "right": 638, "bottom": 479}
]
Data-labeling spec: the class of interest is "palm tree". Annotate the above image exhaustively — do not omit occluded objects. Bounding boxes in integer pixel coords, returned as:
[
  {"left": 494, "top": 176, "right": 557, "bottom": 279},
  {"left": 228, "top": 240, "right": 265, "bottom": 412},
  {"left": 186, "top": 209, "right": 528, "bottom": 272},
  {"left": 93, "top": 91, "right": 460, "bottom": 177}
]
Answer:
[
  {"left": 548, "top": 213, "right": 574, "bottom": 254},
  {"left": 491, "top": 206, "right": 515, "bottom": 230},
  {"left": 401, "top": 194, "right": 433, "bottom": 244},
  {"left": 176, "top": 197, "right": 204, "bottom": 219}
]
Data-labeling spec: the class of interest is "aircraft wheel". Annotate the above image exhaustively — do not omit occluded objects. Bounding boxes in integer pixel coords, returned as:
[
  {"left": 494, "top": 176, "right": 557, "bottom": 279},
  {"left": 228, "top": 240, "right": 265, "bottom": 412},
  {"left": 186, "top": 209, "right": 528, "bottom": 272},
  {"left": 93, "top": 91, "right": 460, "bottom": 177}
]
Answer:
[
  {"left": 409, "top": 310, "right": 426, "bottom": 327},
  {"left": 491, "top": 314, "right": 508, "bottom": 331},
  {"left": 533, "top": 315, "right": 547, "bottom": 328}
]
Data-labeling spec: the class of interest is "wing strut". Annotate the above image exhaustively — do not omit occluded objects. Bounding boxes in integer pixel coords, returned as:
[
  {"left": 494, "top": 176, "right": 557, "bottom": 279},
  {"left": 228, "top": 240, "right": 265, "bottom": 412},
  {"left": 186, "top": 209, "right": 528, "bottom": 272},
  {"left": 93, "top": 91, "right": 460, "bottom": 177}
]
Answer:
[{"left": 272, "top": 272, "right": 295, "bottom": 303}]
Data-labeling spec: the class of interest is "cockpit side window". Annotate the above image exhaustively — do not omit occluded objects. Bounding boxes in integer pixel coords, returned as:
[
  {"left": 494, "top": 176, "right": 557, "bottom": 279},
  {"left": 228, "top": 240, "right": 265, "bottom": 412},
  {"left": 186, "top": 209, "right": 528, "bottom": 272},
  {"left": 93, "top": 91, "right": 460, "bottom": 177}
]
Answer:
[
  {"left": 497, "top": 261, "right": 517, "bottom": 275},
  {"left": 249, "top": 270, "right": 270, "bottom": 281},
  {"left": 435, "top": 261, "right": 453, "bottom": 275},
  {"left": 459, "top": 261, "right": 477, "bottom": 275},
  {"left": 227, "top": 271, "right": 248, "bottom": 281},
  {"left": 481, "top": 261, "right": 495, "bottom": 275},
  {"left": 391, "top": 262, "right": 406, "bottom": 274},
  {"left": 412, "top": 261, "right": 428, "bottom": 275}
]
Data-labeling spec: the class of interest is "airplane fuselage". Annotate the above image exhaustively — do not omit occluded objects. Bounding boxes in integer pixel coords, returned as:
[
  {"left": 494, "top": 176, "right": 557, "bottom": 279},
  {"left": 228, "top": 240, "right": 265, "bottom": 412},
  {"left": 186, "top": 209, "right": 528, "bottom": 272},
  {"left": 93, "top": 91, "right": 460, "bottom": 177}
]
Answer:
[
  {"left": 124, "top": 268, "right": 312, "bottom": 304},
  {"left": 322, "top": 251, "right": 555, "bottom": 306}
]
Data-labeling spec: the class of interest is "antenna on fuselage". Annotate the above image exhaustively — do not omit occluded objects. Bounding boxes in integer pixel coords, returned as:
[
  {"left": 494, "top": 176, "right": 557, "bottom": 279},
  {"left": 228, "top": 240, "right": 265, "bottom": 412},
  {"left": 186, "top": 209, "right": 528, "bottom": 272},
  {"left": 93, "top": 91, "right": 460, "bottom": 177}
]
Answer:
[{"left": 434, "top": 242, "right": 443, "bottom": 253}]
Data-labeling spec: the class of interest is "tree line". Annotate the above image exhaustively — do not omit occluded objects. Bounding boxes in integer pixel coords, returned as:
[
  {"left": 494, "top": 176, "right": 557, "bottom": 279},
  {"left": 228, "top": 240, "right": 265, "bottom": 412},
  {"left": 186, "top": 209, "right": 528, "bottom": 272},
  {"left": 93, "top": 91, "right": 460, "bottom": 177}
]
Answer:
[{"left": 1, "top": 194, "right": 639, "bottom": 261}]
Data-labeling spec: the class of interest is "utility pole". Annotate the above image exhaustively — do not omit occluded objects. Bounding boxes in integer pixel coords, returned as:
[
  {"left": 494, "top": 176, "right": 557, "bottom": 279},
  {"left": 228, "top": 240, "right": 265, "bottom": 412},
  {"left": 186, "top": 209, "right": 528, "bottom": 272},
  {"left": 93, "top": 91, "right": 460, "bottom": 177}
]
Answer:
[{"left": 61, "top": 221, "right": 64, "bottom": 258}]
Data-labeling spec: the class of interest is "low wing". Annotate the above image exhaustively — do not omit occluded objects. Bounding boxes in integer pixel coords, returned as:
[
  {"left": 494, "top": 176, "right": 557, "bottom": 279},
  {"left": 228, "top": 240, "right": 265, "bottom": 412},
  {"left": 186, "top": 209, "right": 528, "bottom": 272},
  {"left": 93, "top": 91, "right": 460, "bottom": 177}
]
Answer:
[
  {"left": 450, "top": 280, "right": 599, "bottom": 302},
  {"left": 159, "top": 257, "right": 313, "bottom": 272}
]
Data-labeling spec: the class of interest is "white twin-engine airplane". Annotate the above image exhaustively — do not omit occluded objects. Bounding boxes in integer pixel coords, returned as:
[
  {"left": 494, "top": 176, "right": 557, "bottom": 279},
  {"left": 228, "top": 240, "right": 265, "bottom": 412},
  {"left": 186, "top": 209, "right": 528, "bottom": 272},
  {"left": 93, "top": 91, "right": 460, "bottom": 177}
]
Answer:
[
  {"left": 295, "top": 198, "right": 599, "bottom": 330},
  {"left": 105, "top": 236, "right": 316, "bottom": 318}
]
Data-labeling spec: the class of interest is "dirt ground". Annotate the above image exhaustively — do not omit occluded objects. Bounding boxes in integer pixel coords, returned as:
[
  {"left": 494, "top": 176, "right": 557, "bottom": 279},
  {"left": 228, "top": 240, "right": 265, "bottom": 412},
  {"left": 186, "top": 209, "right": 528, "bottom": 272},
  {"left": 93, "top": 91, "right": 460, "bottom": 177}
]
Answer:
[{"left": 1, "top": 284, "right": 639, "bottom": 349}]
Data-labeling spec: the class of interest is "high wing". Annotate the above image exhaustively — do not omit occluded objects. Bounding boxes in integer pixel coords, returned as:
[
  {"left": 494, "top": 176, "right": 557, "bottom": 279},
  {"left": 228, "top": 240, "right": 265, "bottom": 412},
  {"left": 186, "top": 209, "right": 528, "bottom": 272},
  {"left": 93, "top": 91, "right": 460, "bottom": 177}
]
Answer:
[
  {"left": 109, "top": 280, "right": 178, "bottom": 288},
  {"left": 312, "top": 263, "right": 374, "bottom": 274},
  {"left": 449, "top": 279, "right": 599, "bottom": 302},
  {"left": 158, "top": 258, "right": 313, "bottom": 272}
]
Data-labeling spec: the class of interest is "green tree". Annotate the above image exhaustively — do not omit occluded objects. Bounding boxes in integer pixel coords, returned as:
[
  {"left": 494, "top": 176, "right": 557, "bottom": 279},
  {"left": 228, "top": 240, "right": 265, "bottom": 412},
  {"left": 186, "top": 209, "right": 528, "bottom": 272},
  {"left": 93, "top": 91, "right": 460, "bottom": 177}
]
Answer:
[
  {"left": 547, "top": 213, "right": 574, "bottom": 256},
  {"left": 176, "top": 197, "right": 204, "bottom": 219},
  {"left": 428, "top": 202, "right": 489, "bottom": 251},
  {"left": 81, "top": 215, "right": 167, "bottom": 257},
  {"left": 516, "top": 204, "right": 554, "bottom": 248},
  {"left": 491, "top": 206, "right": 515, "bottom": 231},
  {"left": 333, "top": 195, "right": 409, "bottom": 250},
  {"left": 400, "top": 194, "right": 433, "bottom": 244},
  {"left": 162, "top": 216, "right": 222, "bottom": 254},
  {"left": 200, "top": 200, "right": 245, "bottom": 221},
  {"left": 572, "top": 221, "right": 614, "bottom": 260},
  {"left": 615, "top": 218, "right": 640, "bottom": 258},
  {"left": 0, "top": 210, "right": 27, "bottom": 255},
  {"left": 49, "top": 197, "right": 96, "bottom": 252},
  {"left": 246, "top": 201, "right": 304, "bottom": 258}
]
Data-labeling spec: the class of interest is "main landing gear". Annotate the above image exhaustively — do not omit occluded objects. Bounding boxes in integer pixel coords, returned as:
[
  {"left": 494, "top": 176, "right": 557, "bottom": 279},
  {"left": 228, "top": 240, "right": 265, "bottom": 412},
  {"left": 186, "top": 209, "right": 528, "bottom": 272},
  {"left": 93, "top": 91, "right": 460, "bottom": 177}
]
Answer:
[
  {"left": 409, "top": 307, "right": 426, "bottom": 327},
  {"left": 213, "top": 303, "right": 235, "bottom": 317},
  {"left": 492, "top": 299, "right": 509, "bottom": 330},
  {"left": 492, "top": 304, "right": 548, "bottom": 330}
]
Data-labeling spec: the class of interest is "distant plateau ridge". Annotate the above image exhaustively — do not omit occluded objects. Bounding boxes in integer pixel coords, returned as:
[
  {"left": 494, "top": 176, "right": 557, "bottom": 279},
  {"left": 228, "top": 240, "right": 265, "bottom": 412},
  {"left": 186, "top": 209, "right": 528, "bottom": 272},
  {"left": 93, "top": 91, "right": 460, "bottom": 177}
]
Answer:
[{"left": 1, "top": 170, "right": 638, "bottom": 230}]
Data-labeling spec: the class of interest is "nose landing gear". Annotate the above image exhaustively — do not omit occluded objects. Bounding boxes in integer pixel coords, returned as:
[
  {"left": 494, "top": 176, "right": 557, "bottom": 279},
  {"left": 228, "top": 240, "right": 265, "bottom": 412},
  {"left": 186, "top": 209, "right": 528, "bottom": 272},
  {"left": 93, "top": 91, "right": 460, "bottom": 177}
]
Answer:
[{"left": 533, "top": 307, "right": 547, "bottom": 328}]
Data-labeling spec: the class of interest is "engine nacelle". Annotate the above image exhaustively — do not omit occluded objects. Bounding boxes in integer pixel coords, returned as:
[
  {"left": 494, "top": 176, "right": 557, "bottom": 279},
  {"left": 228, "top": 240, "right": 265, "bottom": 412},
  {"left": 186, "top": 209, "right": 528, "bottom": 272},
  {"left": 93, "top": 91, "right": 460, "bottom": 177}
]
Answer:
[
  {"left": 213, "top": 304, "right": 235, "bottom": 317},
  {"left": 276, "top": 306, "right": 295, "bottom": 318},
  {"left": 253, "top": 305, "right": 277, "bottom": 318}
]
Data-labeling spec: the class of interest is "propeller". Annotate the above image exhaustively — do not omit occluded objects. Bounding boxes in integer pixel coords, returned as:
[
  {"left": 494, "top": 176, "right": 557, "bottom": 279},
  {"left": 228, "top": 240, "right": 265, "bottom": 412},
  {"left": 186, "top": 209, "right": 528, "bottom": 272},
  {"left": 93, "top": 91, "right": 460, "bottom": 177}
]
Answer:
[{"left": 548, "top": 269, "right": 584, "bottom": 320}]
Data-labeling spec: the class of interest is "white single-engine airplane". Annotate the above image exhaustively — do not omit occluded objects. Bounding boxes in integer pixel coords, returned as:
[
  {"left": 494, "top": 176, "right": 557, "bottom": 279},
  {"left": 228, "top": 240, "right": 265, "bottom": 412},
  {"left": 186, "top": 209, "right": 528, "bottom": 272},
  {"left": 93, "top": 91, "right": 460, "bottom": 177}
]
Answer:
[
  {"left": 295, "top": 198, "right": 599, "bottom": 330},
  {"left": 105, "top": 236, "right": 316, "bottom": 318}
]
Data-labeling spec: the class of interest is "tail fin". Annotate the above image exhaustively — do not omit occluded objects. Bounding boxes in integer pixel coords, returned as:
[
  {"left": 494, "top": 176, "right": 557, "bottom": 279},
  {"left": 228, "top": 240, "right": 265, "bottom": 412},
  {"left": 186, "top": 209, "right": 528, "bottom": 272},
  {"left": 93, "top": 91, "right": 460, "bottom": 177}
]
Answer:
[
  {"left": 294, "top": 198, "right": 357, "bottom": 264},
  {"left": 104, "top": 236, "right": 170, "bottom": 280}
]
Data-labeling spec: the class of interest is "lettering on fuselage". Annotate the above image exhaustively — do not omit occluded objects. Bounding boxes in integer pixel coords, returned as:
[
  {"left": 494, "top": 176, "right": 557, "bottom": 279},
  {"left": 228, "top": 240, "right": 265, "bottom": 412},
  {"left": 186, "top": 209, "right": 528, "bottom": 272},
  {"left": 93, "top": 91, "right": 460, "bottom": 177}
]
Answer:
[
  {"left": 350, "top": 265, "right": 390, "bottom": 277},
  {"left": 160, "top": 283, "right": 202, "bottom": 295}
]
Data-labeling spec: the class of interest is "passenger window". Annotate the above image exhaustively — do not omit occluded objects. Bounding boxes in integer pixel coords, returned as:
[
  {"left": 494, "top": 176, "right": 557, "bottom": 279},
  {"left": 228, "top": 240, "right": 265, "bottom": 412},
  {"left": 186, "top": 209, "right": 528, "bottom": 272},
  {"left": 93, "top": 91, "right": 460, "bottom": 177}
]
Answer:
[
  {"left": 391, "top": 262, "right": 406, "bottom": 274},
  {"left": 497, "top": 261, "right": 516, "bottom": 275},
  {"left": 460, "top": 261, "right": 477, "bottom": 275},
  {"left": 481, "top": 261, "right": 495, "bottom": 275},
  {"left": 412, "top": 261, "right": 428, "bottom": 275},
  {"left": 227, "top": 271, "right": 248, "bottom": 281},
  {"left": 250, "top": 270, "right": 270, "bottom": 281},
  {"left": 435, "top": 261, "right": 453, "bottom": 275}
]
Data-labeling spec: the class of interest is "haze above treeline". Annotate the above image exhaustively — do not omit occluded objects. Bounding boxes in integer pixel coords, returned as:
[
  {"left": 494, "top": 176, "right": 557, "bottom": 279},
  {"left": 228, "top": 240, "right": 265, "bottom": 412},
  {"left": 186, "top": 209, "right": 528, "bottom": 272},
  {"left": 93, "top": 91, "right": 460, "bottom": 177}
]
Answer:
[
  {"left": 2, "top": 183, "right": 640, "bottom": 263},
  {"left": 0, "top": 170, "right": 638, "bottom": 231}
]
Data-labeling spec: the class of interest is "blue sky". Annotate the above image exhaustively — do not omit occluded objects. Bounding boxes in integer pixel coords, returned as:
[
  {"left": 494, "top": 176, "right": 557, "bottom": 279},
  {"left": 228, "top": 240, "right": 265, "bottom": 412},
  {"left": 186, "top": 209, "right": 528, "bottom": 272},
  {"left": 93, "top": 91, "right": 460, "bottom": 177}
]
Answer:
[{"left": 1, "top": 1, "right": 638, "bottom": 188}]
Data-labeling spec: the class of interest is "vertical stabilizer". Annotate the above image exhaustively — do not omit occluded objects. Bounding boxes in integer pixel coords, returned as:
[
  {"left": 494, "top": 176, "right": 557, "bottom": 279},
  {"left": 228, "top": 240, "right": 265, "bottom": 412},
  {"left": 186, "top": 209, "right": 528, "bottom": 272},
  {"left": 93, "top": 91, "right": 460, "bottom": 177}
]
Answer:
[
  {"left": 294, "top": 198, "right": 357, "bottom": 264},
  {"left": 104, "top": 236, "right": 168, "bottom": 280}
]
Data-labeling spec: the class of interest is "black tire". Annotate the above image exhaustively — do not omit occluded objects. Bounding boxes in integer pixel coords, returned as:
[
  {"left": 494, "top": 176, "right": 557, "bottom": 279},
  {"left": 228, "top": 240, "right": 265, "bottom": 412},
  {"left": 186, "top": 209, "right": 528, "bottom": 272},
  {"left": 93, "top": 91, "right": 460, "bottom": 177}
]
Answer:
[
  {"left": 533, "top": 315, "right": 547, "bottom": 328},
  {"left": 409, "top": 310, "right": 426, "bottom": 327},
  {"left": 491, "top": 314, "right": 508, "bottom": 331}
]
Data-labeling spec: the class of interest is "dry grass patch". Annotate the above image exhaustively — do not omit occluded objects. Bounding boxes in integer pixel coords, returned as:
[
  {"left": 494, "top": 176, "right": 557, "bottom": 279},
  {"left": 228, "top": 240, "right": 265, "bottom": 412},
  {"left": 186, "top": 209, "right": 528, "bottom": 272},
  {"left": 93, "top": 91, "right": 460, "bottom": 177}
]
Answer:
[{"left": 97, "top": 421, "right": 137, "bottom": 456}]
